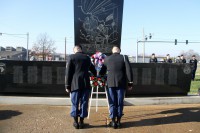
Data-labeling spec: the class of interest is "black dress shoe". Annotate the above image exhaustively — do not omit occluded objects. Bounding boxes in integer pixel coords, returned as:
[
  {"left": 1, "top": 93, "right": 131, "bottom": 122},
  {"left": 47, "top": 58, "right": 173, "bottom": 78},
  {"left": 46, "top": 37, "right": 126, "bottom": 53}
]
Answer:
[
  {"left": 79, "top": 117, "right": 84, "bottom": 129},
  {"left": 79, "top": 122, "right": 84, "bottom": 129},
  {"left": 109, "top": 121, "right": 117, "bottom": 129},
  {"left": 73, "top": 122, "right": 79, "bottom": 129},
  {"left": 117, "top": 122, "right": 121, "bottom": 128}
]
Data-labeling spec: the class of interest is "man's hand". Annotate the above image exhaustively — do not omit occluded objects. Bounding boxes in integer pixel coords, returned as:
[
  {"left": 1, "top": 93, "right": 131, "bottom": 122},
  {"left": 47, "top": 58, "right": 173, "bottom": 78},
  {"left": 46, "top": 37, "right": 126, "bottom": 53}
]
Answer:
[
  {"left": 65, "top": 86, "right": 71, "bottom": 93},
  {"left": 128, "top": 86, "right": 133, "bottom": 91},
  {"left": 128, "top": 82, "right": 133, "bottom": 91},
  {"left": 66, "top": 89, "right": 70, "bottom": 93}
]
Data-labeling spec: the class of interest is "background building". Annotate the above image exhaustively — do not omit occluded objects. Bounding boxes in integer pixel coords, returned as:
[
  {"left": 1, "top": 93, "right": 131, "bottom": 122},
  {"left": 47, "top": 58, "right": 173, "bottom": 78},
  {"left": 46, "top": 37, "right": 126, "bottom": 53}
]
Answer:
[{"left": 0, "top": 46, "right": 27, "bottom": 60}]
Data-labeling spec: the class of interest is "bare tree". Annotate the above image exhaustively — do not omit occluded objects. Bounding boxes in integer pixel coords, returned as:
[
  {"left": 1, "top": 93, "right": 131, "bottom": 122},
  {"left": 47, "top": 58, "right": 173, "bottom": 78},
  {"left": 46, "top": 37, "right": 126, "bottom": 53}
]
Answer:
[
  {"left": 32, "top": 33, "right": 56, "bottom": 60},
  {"left": 180, "top": 49, "right": 200, "bottom": 61}
]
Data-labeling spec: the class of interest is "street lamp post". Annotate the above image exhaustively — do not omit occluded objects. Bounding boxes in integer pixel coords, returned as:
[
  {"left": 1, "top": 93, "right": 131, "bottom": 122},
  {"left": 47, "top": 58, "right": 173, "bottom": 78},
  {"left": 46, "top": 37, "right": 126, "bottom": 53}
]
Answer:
[
  {"left": 136, "top": 39, "right": 138, "bottom": 63},
  {"left": 136, "top": 32, "right": 152, "bottom": 63},
  {"left": 0, "top": 32, "right": 29, "bottom": 61},
  {"left": 143, "top": 29, "right": 145, "bottom": 63},
  {"left": 65, "top": 37, "right": 67, "bottom": 61},
  {"left": 26, "top": 32, "right": 29, "bottom": 61}
]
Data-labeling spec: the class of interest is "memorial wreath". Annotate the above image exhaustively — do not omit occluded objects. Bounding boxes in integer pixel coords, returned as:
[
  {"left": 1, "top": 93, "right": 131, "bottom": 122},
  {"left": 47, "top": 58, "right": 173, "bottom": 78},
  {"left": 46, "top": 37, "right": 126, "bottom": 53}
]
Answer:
[{"left": 90, "top": 52, "right": 107, "bottom": 88}]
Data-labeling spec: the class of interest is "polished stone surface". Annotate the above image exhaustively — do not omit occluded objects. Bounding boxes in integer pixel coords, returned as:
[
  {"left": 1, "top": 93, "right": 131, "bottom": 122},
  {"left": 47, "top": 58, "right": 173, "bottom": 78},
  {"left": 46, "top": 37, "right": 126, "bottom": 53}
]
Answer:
[
  {"left": 74, "top": 0, "right": 124, "bottom": 55},
  {"left": 0, "top": 60, "right": 192, "bottom": 96}
]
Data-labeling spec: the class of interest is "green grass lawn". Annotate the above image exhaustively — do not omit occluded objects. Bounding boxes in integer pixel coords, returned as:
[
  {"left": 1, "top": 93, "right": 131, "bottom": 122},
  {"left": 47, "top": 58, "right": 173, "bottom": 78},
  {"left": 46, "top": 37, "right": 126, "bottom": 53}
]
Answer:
[
  {"left": 189, "top": 71, "right": 200, "bottom": 95},
  {"left": 195, "top": 64, "right": 200, "bottom": 75},
  {"left": 189, "top": 78, "right": 200, "bottom": 95}
]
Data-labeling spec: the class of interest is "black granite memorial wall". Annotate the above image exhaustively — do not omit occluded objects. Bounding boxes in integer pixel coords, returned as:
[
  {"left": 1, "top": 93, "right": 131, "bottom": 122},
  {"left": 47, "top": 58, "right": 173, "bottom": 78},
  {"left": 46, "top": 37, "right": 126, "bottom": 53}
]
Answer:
[
  {"left": 0, "top": 60, "right": 66, "bottom": 96},
  {"left": 0, "top": 60, "right": 192, "bottom": 96},
  {"left": 74, "top": 0, "right": 124, "bottom": 55},
  {"left": 128, "top": 63, "right": 192, "bottom": 96}
]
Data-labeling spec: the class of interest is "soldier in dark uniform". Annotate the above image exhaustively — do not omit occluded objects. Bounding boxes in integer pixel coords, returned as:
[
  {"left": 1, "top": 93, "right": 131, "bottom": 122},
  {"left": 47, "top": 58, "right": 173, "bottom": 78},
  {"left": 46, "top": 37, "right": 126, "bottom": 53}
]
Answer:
[
  {"left": 65, "top": 45, "right": 95, "bottom": 129},
  {"left": 175, "top": 56, "right": 181, "bottom": 63},
  {"left": 189, "top": 55, "right": 198, "bottom": 80},
  {"left": 101, "top": 46, "right": 133, "bottom": 129},
  {"left": 164, "top": 54, "right": 172, "bottom": 63},
  {"left": 180, "top": 54, "right": 186, "bottom": 63},
  {"left": 149, "top": 53, "right": 157, "bottom": 63}
]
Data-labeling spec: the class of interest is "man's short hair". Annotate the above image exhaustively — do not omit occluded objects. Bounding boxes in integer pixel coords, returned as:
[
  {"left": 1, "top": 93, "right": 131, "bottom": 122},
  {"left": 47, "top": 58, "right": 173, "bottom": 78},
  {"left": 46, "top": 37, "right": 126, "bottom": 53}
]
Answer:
[
  {"left": 74, "top": 45, "right": 82, "bottom": 50},
  {"left": 181, "top": 54, "right": 184, "bottom": 56},
  {"left": 152, "top": 53, "right": 155, "bottom": 55},
  {"left": 166, "top": 54, "right": 170, "bottom": 56},
  {"left": 73, "top": 45, "right": 83, "bottom": 53},
  {"left": 112, "top": 45, "right": 121, "bottom": 52},
  {"left": 192, "top": 55, "right": 196, "bottom": 57}
]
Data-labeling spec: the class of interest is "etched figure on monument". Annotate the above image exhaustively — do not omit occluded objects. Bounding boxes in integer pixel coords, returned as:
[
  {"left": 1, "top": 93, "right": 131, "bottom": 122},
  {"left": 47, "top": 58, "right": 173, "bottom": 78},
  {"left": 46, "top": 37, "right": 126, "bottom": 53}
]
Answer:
[{"left": 82, "top": 15, "right": 98, "bottom": 43}]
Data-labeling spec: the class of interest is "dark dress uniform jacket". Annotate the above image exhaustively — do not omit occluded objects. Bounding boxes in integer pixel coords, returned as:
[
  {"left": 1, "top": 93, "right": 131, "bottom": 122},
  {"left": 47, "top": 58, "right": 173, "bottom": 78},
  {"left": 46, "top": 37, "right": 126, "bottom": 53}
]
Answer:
[
  {"left": 181, "top": 59, "right": 186, "bottom": 63},
  {"left": 164, "top": 58, "right": 172, "bottom": 63},
  {"left": 190, "top": 59, "right": 197, "bottom": 70},
  {"left": 149, "top": 57, "right": 157, "bottom": 63},
  {"left": 104, "top": 53, "right": 133, "bottom": 89},
  {"left": 65, "top": 52, "right": 92, "bottom": 92}
]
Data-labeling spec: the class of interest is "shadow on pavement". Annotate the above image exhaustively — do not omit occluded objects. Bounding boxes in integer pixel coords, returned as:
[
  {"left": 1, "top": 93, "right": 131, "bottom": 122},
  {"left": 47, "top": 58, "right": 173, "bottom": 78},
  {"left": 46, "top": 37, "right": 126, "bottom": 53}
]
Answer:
[
  {"left": 83, "top": 123, "right": 107, "bottom": 129},
  {"left": 121, "top": 107, "right": 200, "bottom": 128},
  {"left": 0, "top": 110, "right": 22, "bottom": 120}
]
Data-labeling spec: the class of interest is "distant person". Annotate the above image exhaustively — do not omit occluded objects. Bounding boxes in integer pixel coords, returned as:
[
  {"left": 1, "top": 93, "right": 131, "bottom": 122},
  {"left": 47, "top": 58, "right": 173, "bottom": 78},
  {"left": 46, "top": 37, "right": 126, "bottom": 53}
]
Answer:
[
  {"left": 180, "top": 55, "right": 186, "bottom": 63},
  {"left": 30, "top": 52, "right": 37, "bottom": 61},
  {"left": 101, "top": 46, "right": 133, "bottom": 129},
  {"left": 149, "top": 53, "right": 157, "bottom": 63},
  {"left": 164, "top": 54, "right": 172, "bottom": 63},
  {"left": 175, "top": 56, "right": 181, "bottom": 63},
  {"left": 30, "top": 56, "right": 36, "bottom": 61},
  {"left": 65, "top": 45, "right": 95, "bottom": 129},
  {"left": 189, "top": 55, "right": 198, "bottom": 80}
]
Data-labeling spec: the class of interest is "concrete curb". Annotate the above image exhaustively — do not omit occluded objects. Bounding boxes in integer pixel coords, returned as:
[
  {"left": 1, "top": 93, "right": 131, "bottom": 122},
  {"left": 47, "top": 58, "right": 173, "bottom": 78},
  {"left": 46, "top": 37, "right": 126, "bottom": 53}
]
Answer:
[{"left": 0, "top": 96, "right": 200, "bottom": 106}]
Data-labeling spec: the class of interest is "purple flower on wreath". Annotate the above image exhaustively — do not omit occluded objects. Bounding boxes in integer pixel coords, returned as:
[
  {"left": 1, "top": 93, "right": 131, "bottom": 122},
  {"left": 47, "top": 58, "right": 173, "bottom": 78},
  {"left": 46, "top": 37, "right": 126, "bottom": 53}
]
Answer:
[{"left": 91, "top": 52, "right": 106, "bottom": 73}]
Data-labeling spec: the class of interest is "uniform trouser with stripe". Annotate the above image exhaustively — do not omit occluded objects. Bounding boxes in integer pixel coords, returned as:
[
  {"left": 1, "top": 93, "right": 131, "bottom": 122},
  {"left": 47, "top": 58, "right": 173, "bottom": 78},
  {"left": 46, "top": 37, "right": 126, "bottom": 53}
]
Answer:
[
  {"left": 70, "top": 89, "right": 90, "bottom": 118},
  {"left": 192, "top": 69, "right": 196, "bottom": 80},
  {"left": 107, "top": 87, "right": 125, "bottom": 119}
]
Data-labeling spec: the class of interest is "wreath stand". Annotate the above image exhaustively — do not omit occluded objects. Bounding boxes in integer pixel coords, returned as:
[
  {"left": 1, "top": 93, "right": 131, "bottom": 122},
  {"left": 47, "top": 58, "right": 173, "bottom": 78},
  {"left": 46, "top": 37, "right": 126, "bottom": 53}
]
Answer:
[{"left": 87, "top": 83, "right": 109, "bottom": 119}]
